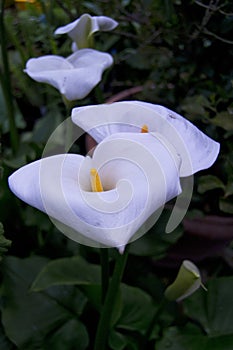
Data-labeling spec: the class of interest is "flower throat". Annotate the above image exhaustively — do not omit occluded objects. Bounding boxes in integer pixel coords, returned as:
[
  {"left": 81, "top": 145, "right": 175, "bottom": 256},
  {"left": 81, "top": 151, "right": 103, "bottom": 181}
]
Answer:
[{"left": 90, "top": 124, "right": 149, "bottom": 192}]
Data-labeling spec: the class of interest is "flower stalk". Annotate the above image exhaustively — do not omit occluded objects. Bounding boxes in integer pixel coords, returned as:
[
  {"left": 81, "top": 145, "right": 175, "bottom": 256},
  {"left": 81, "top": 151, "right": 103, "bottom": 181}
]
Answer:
[
  {"left": 94, "top": 245, "right": 129, "bottom": 350},
  {"left": 0, "top": 0, "right": 19, "bottom": 154},
  {"left": 100, "top": 248, "right": 109, "bottom": 303}
]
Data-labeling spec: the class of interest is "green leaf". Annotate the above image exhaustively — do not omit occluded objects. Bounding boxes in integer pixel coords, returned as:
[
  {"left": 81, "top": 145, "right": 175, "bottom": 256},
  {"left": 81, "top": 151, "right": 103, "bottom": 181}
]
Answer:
[
  {"left": 158, "top": 276, "right": 233, "bottom": 349},
  {"left": 116, "top": 284, "right": 155, "bottom": 333},
  {"left": 211, "top": 111, "right": 233, "bottom": 131},
  {"left": 109, "top": 330, "right": 139, "bottom": 350},
  {"left": 109, "top": 331, "right": 128, "bottom": 350},
  {"left": 197, "top": 175, "right": 225, "bottom": 194},
  {"left": 184, "top": 276, "right": 233, "bottom": 336},
  {"left": 0, "top": 322, "right": 14, "bottom": 350},
  {"left": 31, "top": 111, "right": 63, "bottom": 144},
  {"left": 0, "top": 256, "right": 89, "bottom": 349},
  {"left": 44, "top": 319, "right": 88, "bottom": 350},
  {"left": 157, "top": 324, "right": 233, "bottom": 350},
  {"left": 31, "top": 255, "right": 101, "bottom": 291},
  {"left": 181, "top": 95, "right": 212, "bottom": 120}
]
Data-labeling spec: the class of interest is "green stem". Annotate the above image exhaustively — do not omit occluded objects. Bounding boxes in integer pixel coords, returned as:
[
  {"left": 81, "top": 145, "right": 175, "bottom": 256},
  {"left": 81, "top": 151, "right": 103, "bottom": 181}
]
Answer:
[
  {"left": 94, "top": 85, "right": 105, "bottom": 104},
  {"left": 0, "top": 0, "right": 19, "bottom": 154},
  {"left": 94, "top": 245, "right": 129, "bottom": 350},
  {"left": 100, "top": 249, "right": 109, "bottom": 303}
]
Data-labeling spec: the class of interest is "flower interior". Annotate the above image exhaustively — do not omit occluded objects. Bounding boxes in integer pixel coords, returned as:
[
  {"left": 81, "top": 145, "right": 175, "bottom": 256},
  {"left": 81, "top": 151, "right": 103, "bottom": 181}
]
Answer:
[
  {"left": 90, "top": 168, "right": 104, "bottom": 192},
  {"left": 88, "top": 124, "right": 149, "bottom": 193}
]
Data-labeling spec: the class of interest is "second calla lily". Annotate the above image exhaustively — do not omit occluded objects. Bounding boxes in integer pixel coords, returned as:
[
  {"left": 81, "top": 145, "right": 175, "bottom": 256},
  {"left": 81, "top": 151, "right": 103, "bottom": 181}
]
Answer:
[
  {"left": 71, "top": 101, "right": 220, "bottom": 177},
  {"left": 24, "top": 49, "right": 113, "bottom": 101},
  {"left": 8, "top": 131, "right": 182, "bottom": 251}
]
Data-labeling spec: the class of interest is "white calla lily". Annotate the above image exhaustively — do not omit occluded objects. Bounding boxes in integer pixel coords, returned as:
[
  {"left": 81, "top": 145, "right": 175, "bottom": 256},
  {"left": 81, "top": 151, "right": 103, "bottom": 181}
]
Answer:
[
  {"left": 24, "top": 49, "right": 113, "bottom": 101},
  {"left": 71, "top": 101, "right": 220, "bottom": 177},
  {"left": 54, "top": 13, "right": 118, "bottom": 50},
  {"left": 8, "top": 132, "right": 181, "bottom": 251}
]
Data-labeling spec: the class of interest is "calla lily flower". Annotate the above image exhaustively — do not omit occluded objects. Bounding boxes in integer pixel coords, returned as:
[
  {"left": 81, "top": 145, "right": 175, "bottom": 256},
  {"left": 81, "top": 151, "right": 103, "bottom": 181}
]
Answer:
[
  {"left": 71, "top": 101, "right": 220, "bottom": 177},
  {"left": 24, "top": 49, "right": 113, "bottom": 101},
  {"left": 8, "top": 131, "right": 182, "bottom": 251},
  {"left": 54, "top": 13, "right": 118, "bottom": 50},
  {"left": 164, "top": 260, "right": 204, "bottom": 301}
]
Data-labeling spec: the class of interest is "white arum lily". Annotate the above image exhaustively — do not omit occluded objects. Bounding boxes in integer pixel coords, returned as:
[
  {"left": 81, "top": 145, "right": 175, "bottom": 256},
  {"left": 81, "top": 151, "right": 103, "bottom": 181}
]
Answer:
[
  {"left": 71, "top": 101, "right": 220, "bottom": 177},
  {"left": 24, "top": 49, "right": 113, "bottom": 101},
  {"left": 164, "top": 260, "right": 205, "bottom": 301},
  {"left": 8, "top": 132, "right": 182, "bottom": 251},
  {"left": 54, "top": 13, "right": 118, "bottom": 50}
]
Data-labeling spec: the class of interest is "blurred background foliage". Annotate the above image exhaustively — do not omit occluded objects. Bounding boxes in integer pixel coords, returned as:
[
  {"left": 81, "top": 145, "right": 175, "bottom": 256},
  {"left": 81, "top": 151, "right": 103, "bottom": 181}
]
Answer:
[{"left": 0, "top": 0, "right": 233, "bottom": 349}]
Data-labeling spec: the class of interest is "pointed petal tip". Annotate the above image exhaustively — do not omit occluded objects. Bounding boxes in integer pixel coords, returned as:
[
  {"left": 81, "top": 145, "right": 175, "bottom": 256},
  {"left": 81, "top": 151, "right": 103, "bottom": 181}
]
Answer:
[{"left": 117, "top": 245, "right": 125, "bottom": 254}]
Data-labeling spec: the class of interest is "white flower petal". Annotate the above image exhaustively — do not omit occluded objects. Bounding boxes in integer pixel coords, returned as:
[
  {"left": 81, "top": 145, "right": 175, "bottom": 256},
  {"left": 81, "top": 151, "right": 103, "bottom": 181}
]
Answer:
[
  {"left": 89, "top": 132, "right": 182, "bottom": 243},
  {"left": 8, "top": 130, "right": 181, "bottom": 249},
  {"left": 67, "top": 48, "right": 113, "bottom": 69},
  {"left": 54, "top": 13, "right": 118, "bottom": 49},
  {"left": 72, "top": 101, "right": 220, "bottom": 176},
  {"left": 8, "top": 154, "right": 128, "bottom": 248},
  {"left": 54, "top": 17, "right": 81, "bottom": 35},
  {"left": 66, "top": 14, "right": 93, "bottom": 49},
  {"left": 24, "top": 50, "right": 113, "bottom": 101},
  {"left": 95, "top": 16, "right": 118, "bottom": 31}
]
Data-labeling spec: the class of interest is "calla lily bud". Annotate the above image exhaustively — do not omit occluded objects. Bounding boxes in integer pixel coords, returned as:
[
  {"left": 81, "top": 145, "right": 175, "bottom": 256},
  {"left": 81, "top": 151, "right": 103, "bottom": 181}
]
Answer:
[{"left": 164, "top": 260, "right": 203, "bottom": 301}]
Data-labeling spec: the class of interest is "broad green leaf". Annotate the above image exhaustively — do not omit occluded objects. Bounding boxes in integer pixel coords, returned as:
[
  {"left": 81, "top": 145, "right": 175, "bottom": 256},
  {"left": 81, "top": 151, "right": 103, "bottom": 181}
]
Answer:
[
  {"left": 158, "top": 277, "right": 233, "bottom": 350},
  {"left": 184, "top": 276, "right": 233, "bottom": 336},
  {"left": 0, "top": 256, "right": 88, "bottom": 349},
  {"left": 44, "top": 319, "right": 88, "bottom": 350},
  {"left": 181, "top": 95, "right": 211, "bottom": 120},
  {"left": 0, "top": 322, "right": 14, "bottom": 350},
  {"left": 31, "top": 111, "right": 63, "bottom": 144},
  {"left": 197, "top": 175, "right": 225, "bottom": 194},
  {"left": 109, "top": 330, "right": 139, "bottom": 350},
  {"left": 116, "top": 284, "right": 155, "bottom": 333},
  {"left": 109, "top": 331, "right": 128, "bottom": 350},
  {"left": 157, "top": 324, "right": 233, "bottom": 350},
  {"left": 31, "top": 255, "right": 101, "bottom": 291},
  {"left": 211, "top": 111, "right": 233, "bottom": 131}
]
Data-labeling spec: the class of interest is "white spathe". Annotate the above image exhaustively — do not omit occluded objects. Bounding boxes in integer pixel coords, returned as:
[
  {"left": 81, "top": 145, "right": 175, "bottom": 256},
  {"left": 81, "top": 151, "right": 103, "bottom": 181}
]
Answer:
[
  {"left": 8, "top": 132, "right": 181, "bottom": 250},
  {"left": 54, "top": 13, "right": 118, "bottom": 50},
  {"left": 24, "top": 49, "right": 113, "bottom": 101},
  {"left": 71, "top": 101, "right": 220, "bottom": 177}
]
